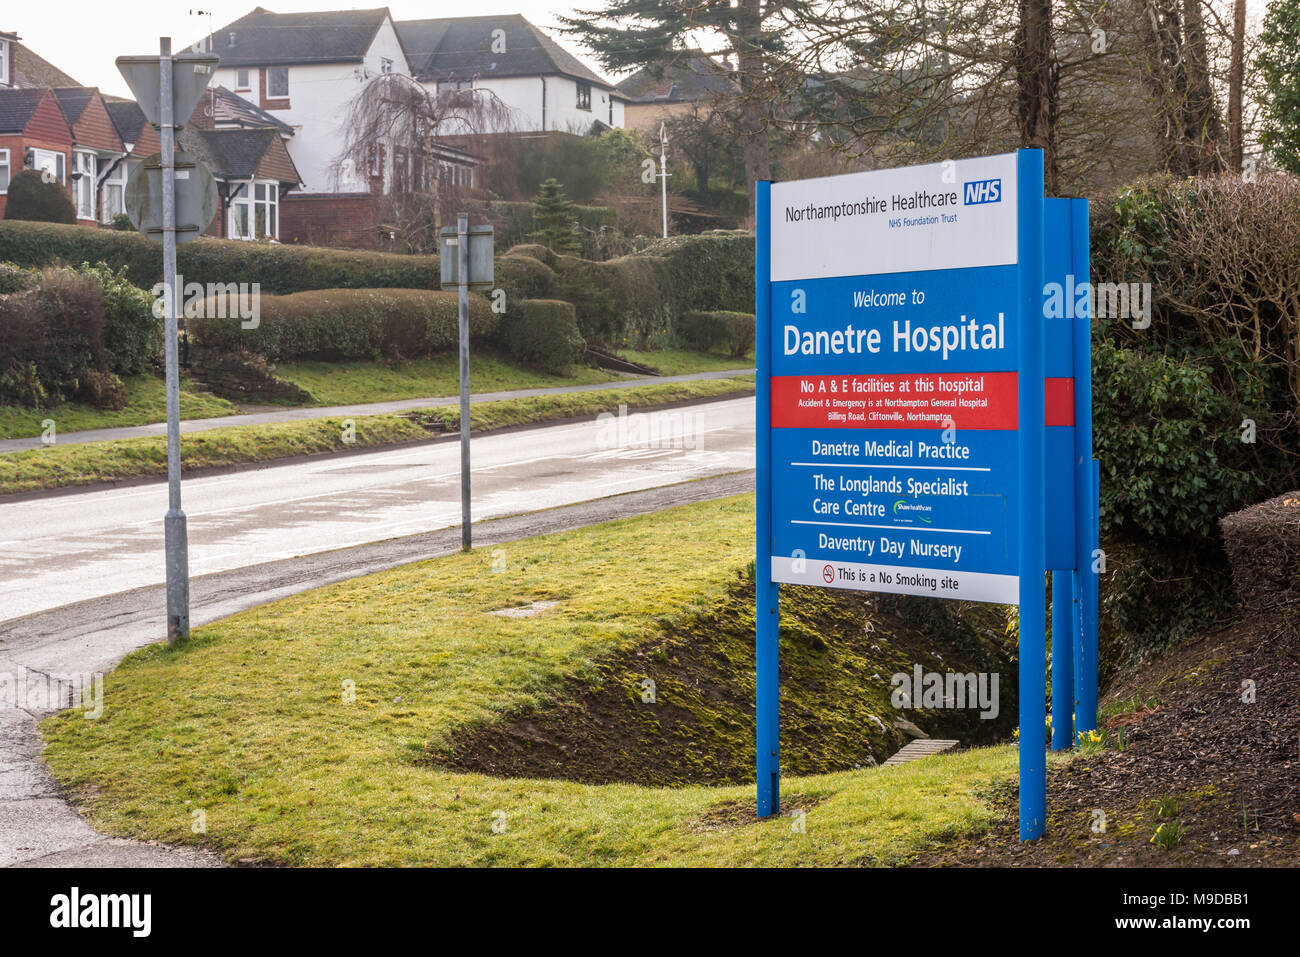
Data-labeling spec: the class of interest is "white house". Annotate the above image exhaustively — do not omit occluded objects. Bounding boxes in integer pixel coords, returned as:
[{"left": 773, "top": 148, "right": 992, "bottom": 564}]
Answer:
[
  {"left": 395, "top": 15, "right": 627, "bottom": 135},
  {"left": 194, "top": 7, "right": 409, "bottom": 194}
]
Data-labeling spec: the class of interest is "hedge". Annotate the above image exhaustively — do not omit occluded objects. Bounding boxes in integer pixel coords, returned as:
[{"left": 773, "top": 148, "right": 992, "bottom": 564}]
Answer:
[
  {"left": 189, "top": 287, "right": 496, "bottom": 362},
  {"left": 3, "top": 169, "right": 76, "bottom": 224},
  {"left": 550, "top": 231, "right": 754, "bottom": 346},
  {"left": 502, "top": 300, "right": 585, "bottom": 375},
  {"left": 1219, "top": 491, "right": 1300, "bottom": 614},
  {"left": 677, "top": 310, "right": 755, "bottom": 358},
  {"left": 0, "top": 221, "right": 440, "bottom": 293}
]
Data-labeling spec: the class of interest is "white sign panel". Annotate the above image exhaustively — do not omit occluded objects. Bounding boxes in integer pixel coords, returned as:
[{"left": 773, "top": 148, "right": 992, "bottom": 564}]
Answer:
[{"left": 769, "top": 153, "right": 1019, "bottom": 282}]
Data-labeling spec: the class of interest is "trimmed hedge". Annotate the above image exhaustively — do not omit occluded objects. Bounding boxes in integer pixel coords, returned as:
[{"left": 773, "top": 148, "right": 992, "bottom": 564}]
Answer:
[
  {"left": 190, "top": 287, "right": 497, "bottom": 362},
  {"left": 678, "top": 310, "right": 755, "bottom": 358},
  {"left": 0, "top": 221, "right": 440, "bottom": 293},
  {"left": 1220, "top": 491, "right": 1300, "bottom": 613},
  {"left": 3, "top": 169, "right": 76, "bottom": 224},
  {"left": 75, "top": 263, "right": 161, "bottom": 376},
  {"left": 502, "top": 300, "right": 585, "bottom": 375},
  {"left": 550, "top": 231, "right": 754, "bottom": 346}
]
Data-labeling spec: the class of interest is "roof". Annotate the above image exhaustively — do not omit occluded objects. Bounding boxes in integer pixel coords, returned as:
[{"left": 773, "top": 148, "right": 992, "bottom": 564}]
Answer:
[
  {"left": 208, "top": 86, "right": 294, "bottom": 135},
  {"left": 396, "top": 15, "right": 615, "bottom": 90},
  {"left": 616, "top": 52, "right": 737, "bottom": 103},
  {"left": 195, "top": 6, "right": 390, "bottom": 67},
  {"left": 51, "top": 87, "right": 96, "bottom": 124},
  {"left": 104, "top": 99, "right": 148, "bottom": 144},
  {"left": 0, "top": 87, "right": 54, "bottom": 133},
  {"left": 180, "top": 126, "right": 301, "bottom": 184},
  {"left": 4, "top": 36, "right": 82, "bottom": 88}
]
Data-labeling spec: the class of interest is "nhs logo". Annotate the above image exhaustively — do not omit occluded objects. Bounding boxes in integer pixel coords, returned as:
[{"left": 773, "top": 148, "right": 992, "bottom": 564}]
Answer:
[{"left": 963, "top": 179, "right": 1002, "bottom": 205}]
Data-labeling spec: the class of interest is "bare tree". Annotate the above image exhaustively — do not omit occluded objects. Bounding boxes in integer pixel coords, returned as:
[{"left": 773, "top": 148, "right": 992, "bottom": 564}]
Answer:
[
  {"left": 334, "top": 74, "right": 515, "bottom": 251},
  {"left": 1228, "top": 0, "right": 1245, "bottom": 170}
]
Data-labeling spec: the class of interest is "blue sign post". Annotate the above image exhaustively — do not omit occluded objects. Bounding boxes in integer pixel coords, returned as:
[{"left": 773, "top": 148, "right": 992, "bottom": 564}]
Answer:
[{"left": 754, "top": 150, "right": 1098, "bottom": 839}]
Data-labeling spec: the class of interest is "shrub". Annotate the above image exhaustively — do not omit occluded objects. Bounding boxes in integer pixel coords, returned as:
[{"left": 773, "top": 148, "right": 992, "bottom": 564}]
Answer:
[
  {"left": 190, "top": 287, "right": 497, "bottom": 362},
  {"left": 678, "top": 310, "right": 755, "bottom": 358},
  {"left": 0, "top": 221, "right": 441, "bottom": 293},
  {"left": 494, "top": 253, "right": 557, "bottom": 310},
  {"left": 502, "top": 299, "right": 586, "bottom": 376},
  {"left": 0, "top": 263, "right": 33, "bottom": 294},
  {"left": 1219, "top": 491, "right": 1300, "bottom": 614},
  {"left": 2, "top": 169, "right": 77, "bottom": 224},
  {"left": 0, "top": 267, "right": 115, "bottom": 408},
  {"left": 75, "top": 263, "right": 161, "bottom": 375},
  {"left": 502, "top": 243, "right": 557, "bottom": 268}
]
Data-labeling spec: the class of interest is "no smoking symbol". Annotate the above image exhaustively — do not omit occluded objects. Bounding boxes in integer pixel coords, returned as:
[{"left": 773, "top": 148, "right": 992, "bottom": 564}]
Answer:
[{"left": 822, "top": 565, "right": 835, "bottom": 584}]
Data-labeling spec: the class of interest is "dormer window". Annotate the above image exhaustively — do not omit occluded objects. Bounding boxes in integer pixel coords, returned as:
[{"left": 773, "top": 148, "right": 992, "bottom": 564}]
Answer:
[
  {"left": 381, "top": 57, "right": 394, "bottom": 75},
  {"left": 0, "top": 39, "right": 9, "bottom": 87}
]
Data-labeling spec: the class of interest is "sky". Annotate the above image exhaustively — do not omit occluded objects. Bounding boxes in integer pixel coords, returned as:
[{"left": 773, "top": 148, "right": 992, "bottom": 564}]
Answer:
[{"left": 4, "top": 1, "right": 608, "bottom": 98}]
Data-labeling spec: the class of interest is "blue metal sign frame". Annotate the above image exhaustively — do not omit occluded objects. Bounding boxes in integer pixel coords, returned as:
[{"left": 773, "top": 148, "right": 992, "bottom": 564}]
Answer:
[{"left": 754, "top": 149, "right": 1098, "bottom": 840}]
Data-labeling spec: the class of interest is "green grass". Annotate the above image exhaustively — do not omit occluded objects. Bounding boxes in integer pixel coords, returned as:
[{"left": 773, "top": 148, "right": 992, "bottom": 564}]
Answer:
[
  {"left": 0, "top": 377, "right": 754, "bottom": 495},
  {"left": 40, "top": 496, "right": 1015, "bottom": 866},
  {"left": 620, "top": 347, "right": 755, "bottom": 377},
  {"left": 0, "top": 375, "right": 238, "bottom": 441},
  {"left": 276, "top": 354, "right": 617, "bottom": 407}
]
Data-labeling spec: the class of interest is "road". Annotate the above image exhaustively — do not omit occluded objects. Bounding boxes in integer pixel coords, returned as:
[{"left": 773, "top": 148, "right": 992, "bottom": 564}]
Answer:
[{"left": 1, "top": 395, "right": 756, "bottom": 624}]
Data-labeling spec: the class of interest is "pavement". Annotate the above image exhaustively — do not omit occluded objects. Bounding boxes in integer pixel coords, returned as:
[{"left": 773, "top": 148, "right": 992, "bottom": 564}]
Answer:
[
  {"left": 0, "top": 396, "right": 757, "bottom": 867},
  {"left": 0, "top": 367, "right": 755, "bottom": 453}
]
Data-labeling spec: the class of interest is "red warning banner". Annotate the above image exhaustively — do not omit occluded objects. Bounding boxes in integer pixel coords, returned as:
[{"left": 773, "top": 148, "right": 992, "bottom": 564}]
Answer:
[{"left": 770, "top": 372, "right": 1019, "bottom": 430}]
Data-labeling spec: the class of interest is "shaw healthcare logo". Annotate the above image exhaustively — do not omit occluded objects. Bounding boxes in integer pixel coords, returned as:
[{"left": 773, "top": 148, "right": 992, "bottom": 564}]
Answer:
[
  {"left": 963, "top": 178, "right": 1002, "bottom": 205},
  {"left": 892, "top": 498, "right": 934, "bottom": 524}
]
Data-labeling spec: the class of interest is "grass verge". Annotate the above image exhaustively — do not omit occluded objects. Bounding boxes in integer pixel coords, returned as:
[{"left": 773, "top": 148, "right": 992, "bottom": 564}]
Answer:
[
  {"left": 41, "top": 496, "right": 1014, "bottom": 866},
  {"left": 274, "top": 354, "right": 616, "bottom": 406},
  {"left": 0, "top": 377, "right": 754, "bottom": 495},
  {"left": 0, "top": 375, "right": 238, "bottom": 441}
]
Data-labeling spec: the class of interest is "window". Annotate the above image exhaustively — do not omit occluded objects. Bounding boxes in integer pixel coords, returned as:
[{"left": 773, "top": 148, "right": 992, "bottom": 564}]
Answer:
[
  {"left": 72, "top": 151, "right": 96, "bottom": 219},
  {"left": 235, "top": 68, "right": 250, "bottom": 90},
  {"left": 267, "top": 67, "right": 289, "bottom": 98},
  {"left": 0, "top": 150, "right": 9, "bottom": 193},
  {"left": 576, "top": 81, "right": 591, "bottom": 111},
  {"left": 101, "top": 161, "right": 127, "bottom": 222},
  {"left": 28, "top": 148, "right": 64, "bottom": 184},
  {"left": 0, "top": 39, "right": 9, "bottom": 87},
  {"left": 437, "top": 79, "right": 472, "bottom": 97},
  {"left": 229, "top": 180, "right": 279, "bottom": 240},
  {"left": 381, "top": 57, "right": 394, "bottom": 75}
]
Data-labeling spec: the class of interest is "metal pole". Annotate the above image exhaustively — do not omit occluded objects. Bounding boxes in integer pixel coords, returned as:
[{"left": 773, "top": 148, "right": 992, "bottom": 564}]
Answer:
[
  {"left": 1071, "top": 197, "right": 1099, "bottom": 735},
  {"left": 659, "top": 123, "right": 669, "bottom": 239},
  {"left": 1050, "top": 571, "right": 1074, "bottom": 750},
  {"left": 1016, "top": 148, "right": 1046, "bottom": 840},
  {"left": 159, "top": 37, "right": 190, "bottom": 642},
  {"left": 755, "top": 180, "right": 779, "bottom": 818},
  {"left": 458, "top": 213, "right": 471, "bottom": 551}
]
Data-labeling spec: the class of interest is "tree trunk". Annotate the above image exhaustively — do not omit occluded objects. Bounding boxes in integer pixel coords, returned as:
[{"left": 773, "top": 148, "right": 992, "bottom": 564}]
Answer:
[
  {"left": 1183, "top": 0, "right": 1225, "bottom": 174},
  {"left": 1228, "top": 0, "right": 1246, "bottom": 171},
  {"left": 736, "top": 0, "right": 771, "bottom": 220},
  {"left": 1014, "top": 0, "right": 1060, "bottom": 194}
]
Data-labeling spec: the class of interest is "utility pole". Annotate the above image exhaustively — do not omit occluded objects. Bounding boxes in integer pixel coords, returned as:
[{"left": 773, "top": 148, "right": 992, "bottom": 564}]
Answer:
[
  {"left": 159, "top": 37, "right": 190, "bottom": 642},
  {"left": 117, "top": 40, "right": 218, "bottom": 643},
  {"left": 457, "top": 212, "right": 471, "bottom": 551},
  {"left": 659, "top": 122, "right": 670, "bottom": 238}
]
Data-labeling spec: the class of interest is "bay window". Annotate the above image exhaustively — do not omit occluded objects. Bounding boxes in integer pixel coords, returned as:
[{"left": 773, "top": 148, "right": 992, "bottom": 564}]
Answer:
[
  {"left": 228, "top": 180, "right": 279, "bottom": 240},
  {"left": 101, "top": 161, "right": 127, "bottom": 223},
  {"left": 72, "top": 151, "right": 96, "bottom": 220},
  {"left": 0, "top": 150, "right": 9, "bottom": 194}
]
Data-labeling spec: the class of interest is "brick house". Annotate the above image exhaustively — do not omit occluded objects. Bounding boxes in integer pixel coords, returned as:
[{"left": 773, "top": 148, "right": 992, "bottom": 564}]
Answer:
[
  {"left": 0, "top": 87, "right": 74, "bottom": 220},
  {"left": 51, "top": 88, "right": 127, "bottom": 225}
]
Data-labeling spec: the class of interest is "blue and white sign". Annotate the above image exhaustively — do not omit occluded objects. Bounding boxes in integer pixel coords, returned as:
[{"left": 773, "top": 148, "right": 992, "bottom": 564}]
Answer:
[
  {"left": 767, "top": 152, "right": 1025, "bottom": 604},
  {"left": 754, "top": 149, "right": 1099, "bottom": 843}
]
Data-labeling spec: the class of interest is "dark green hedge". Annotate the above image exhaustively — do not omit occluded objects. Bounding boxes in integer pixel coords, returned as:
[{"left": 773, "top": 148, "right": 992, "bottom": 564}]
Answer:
[
  {"left": 550, "top": 232, "right": 754, "bottom": 346},
  {"left": 503, "top": 300, "right": 585, "bottom": 375},
  {"left": 3, "top": 169, "right": 77, "bottom": 224},
  {"left": 0, "top": 221, "right": 440, "bottom": 293},
  {"left": 190, "top": 288, "right": 496, "bottom": 362},
  {"left": 677, "top": 310, "right": 755, "bottom": 358}
]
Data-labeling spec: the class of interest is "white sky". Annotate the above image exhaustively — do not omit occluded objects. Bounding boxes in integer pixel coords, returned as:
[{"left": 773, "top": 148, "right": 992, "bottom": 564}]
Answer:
[{"left": 5, "top": 1, "right": 606, "bottom": 98}]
